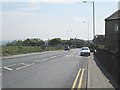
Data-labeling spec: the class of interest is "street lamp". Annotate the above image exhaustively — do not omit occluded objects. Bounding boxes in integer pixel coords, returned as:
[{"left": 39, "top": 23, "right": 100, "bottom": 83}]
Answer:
[
  {"left": 82, "top": 21, "right": 89, "bottom": 43},
  {"left": 83, "top": 1, "right": 95, "bottom": 40}
]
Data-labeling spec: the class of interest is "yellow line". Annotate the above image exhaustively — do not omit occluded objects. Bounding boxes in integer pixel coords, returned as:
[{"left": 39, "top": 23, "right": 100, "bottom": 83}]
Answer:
[
  {"left": 77, "top": 69, "right": 85, "bottom": 90},
  {"left": 71, "top": 68, "right": 82, "bottom": 90}
]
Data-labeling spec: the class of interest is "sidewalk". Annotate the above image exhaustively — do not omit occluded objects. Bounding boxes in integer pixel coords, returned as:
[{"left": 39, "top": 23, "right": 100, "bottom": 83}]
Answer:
[{"left": 88, "top": 53, "right": 115, "bottom": 89}]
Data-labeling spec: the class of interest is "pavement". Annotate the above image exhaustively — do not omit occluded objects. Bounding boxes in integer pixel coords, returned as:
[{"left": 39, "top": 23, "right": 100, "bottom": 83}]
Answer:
[{"left": 88, "top": 53, "right": 115, "bottom": 89}]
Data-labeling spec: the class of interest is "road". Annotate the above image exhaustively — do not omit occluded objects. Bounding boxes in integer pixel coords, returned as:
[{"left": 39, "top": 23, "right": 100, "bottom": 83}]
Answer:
[{"left": 2, "top": 49, "right": 89, "bottom": 89}]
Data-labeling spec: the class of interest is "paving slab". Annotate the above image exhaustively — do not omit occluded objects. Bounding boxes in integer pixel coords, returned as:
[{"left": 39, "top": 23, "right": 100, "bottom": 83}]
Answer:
[{"left": 88, "top": 54, "right": 115, "bottom": 89}]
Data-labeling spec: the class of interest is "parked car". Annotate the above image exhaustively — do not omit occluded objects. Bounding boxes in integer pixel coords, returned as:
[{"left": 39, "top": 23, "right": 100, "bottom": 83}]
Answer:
[
  {"left": 80, "top": 47, "right": 90, "bottom": 56},
  {"left": 64, "top": 45, "right": 70, "bottom": 51}
]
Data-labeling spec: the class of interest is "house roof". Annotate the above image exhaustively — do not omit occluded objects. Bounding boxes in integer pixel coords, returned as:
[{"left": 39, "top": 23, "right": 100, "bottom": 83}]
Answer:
[{"left": 105, "top": 10, "right": 120, "bottom": 20}]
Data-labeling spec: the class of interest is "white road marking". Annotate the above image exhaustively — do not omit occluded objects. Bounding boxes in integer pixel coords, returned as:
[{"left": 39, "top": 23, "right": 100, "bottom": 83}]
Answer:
[
  {"left": 4, "top": 55, "right": 58, "bottom": 71},
  {"left": 33, "top": 60, "right": 39, "bottom": 62},
  {"left": 40, "top": 58, "right": 49, "bottom": 62},
  {"left": 6, "top": 64, "right": 17, "bottom": 67},
  {"left": 6, "top": 63, "right": 27, "bottom": 68},
  {"left": 0, "top": 74, "right": 2, "bottom": 76},
  {"left": 50, "top": 56, "right": 57, "bottom": 59},
  {"left": 16, "top": 65, "right": 28, "bottom": 70},
  {"left": 20, "top": 63, "right": 27, "bottom": 65},
  {"left": 16, "top": 63, "right": 35, "bottom": 70},
  {"left": 44, "top": 58, "right": 49, "bottom": 61},
  {"left": 4, "top": 67, "right": 13, "bottom": 71},
  {"left": 65, "top": 55, "right": 73, "bottom": 57},
  {"left": 29, "top": 63, "right": 35, "bottom": 66}
]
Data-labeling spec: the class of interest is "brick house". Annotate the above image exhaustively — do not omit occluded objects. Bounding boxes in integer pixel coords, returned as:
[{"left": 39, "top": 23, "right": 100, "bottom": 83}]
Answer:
[{"left": 105, "top": 10, "right": 120, "bottom": 51}]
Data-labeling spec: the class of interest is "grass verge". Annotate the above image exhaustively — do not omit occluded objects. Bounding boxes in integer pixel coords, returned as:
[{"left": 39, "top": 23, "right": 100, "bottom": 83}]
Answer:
[{"left": 2, "top": 46, "right": 64, "bottom": 56}]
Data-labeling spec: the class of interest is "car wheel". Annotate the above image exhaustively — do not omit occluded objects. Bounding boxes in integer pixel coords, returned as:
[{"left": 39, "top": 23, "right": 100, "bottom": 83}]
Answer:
[{"left": 89, "top": 53, "right": 90, "bottom": 56}]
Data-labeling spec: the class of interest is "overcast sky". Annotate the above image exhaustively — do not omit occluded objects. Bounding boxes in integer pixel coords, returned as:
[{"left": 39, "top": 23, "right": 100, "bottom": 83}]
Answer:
[{"left": 0, "top": 0, "right": 119, "bottom": 41}]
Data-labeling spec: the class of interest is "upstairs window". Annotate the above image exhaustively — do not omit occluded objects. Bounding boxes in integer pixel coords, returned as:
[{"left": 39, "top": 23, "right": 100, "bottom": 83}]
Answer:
[{"left": 114, "top": 24, "right": 118, "bottom": 32}]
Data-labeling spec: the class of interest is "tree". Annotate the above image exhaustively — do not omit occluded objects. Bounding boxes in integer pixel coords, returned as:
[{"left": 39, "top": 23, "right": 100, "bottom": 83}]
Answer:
[
  {"left": 6, "top": 38, "right": 44, "bottom": 46},
  {"left": 23, "top": 38, "right": 44, "bottom": 46},
  {"left": 49, "top": 38, "right": 62, "bottom": 46},
  {"left": 16, "top": 40, "right": 24, "bottom": 46},
  {"left": 23, "top": 39, "right": 31, "bottom": 46}
]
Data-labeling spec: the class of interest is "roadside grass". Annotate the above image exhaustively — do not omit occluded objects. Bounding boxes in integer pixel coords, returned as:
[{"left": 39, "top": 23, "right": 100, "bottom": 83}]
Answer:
[
  {"left": 2, "top": 46, "right": 43, "bottom": 56},
  {"left": 2, "top": 46, "right": 64, "bottom": 56}
]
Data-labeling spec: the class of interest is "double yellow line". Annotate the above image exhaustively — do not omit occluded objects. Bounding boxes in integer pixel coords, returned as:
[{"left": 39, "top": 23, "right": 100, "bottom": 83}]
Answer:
[{"left": 71, "top": 68, "right": 85, "bottom": 90}]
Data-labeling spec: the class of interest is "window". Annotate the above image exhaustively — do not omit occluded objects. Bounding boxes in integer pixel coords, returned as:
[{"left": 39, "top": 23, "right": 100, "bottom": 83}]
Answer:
[{"left": 114, "top": 24, "right": 118, "bottom": 32}]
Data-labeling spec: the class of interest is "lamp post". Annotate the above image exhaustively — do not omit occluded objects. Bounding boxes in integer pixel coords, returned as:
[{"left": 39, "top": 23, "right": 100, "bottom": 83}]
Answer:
[{"left": 83, "top": 1, "right": 95, "bottom": 40}]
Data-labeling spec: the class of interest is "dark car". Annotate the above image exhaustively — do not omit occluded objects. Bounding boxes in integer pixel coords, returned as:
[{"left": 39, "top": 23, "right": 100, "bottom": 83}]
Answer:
[{"left": 64, "top": 45, "right": 70, "bottom": 51}]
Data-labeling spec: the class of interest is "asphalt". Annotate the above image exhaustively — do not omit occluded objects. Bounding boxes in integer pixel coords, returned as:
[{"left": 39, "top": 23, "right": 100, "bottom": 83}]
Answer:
[
  {"left": 1, "top": 49, "right": 115, "bottom": 89},
  {"left": 2, "top": 49, "right": 88, "bottom": 88}
]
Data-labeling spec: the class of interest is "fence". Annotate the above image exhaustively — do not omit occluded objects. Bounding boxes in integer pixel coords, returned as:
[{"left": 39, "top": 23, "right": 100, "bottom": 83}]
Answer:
[{"left": 94, "top": 48, "right": 118, "bottom": 86}]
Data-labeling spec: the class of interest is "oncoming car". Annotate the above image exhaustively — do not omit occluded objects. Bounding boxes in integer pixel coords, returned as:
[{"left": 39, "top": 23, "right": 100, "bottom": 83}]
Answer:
[
  {"left": 64, "top": 45, "right": 70, "bottom": 51},
  {"left": 80, "top": 47, "right": 90, "bottom": 56}
]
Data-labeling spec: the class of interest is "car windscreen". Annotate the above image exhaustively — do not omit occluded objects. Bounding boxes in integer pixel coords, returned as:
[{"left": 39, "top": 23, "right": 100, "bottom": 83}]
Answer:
[{"left": 81, "top": 48, "right": 89, "bottom": 50}]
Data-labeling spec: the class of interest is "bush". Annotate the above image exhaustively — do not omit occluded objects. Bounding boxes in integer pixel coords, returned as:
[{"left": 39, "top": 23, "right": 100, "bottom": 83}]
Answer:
[
  {"left": 2, "top": 46, "right": 43, "bottom": 56},
  {"left": 2, "top": 45, "right": 64, "bottom": 56}
]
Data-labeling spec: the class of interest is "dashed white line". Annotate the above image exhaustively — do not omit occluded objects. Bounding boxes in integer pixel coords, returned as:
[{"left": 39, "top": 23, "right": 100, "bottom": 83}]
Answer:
[
  {"left": 20, "top": 63, "right": 27, "bottom": 65},
  {"left": 44, "top": 58, "right": 49, "bottom": 61},
  {"left": 0, "top": 74, "right": 2, "bottom": 76},
  {"left": 16, "top": 63, "right": 35, "bottom": 70},
  {"left": 3, "top": 55, "right": 59, "bottom": 71},
  {"left": 16, "top": 65, "right": 28, "bottom": 70},
  {"left": 29, "top": 63, "right": 35, "bottom": 66},
  {"left": 6, "top": 63, "right": 27, "bottom": 68},
  {"left": 4, "top": 67, "right": 13, "bottom": 71},
  {"left": 40, "top": 58, "right": 49, "bottom": 62},
  {"left": 33, "top": 60, "right": 39, "bottom": 62},
  {"left": 50, "top": 56, "right": 57, "bottom": 59},
  {"left": 6, "top": 64, "right": 17, "bottom": 67}
]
